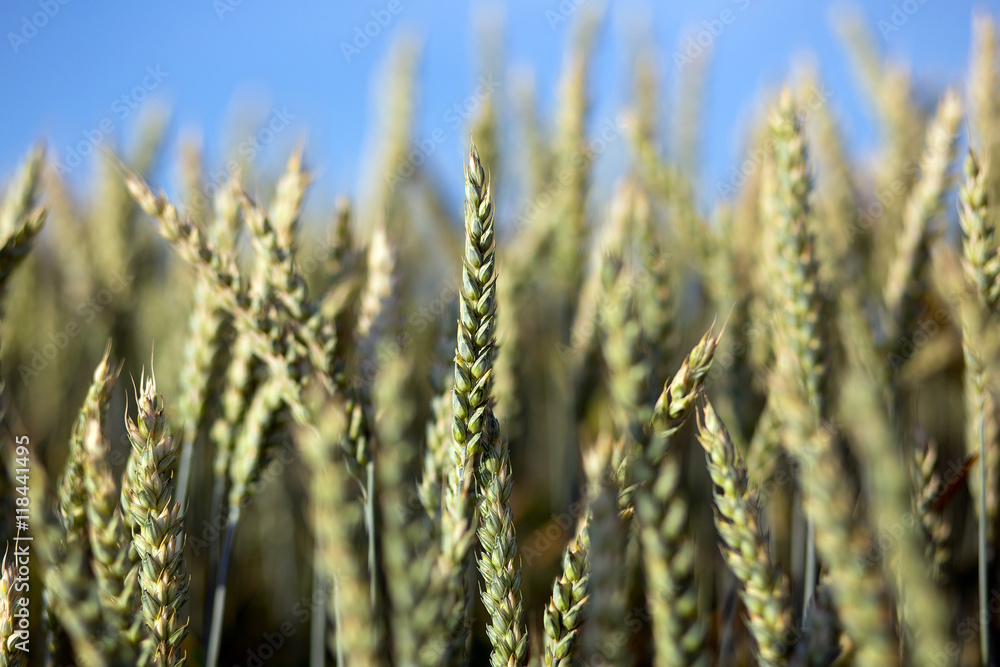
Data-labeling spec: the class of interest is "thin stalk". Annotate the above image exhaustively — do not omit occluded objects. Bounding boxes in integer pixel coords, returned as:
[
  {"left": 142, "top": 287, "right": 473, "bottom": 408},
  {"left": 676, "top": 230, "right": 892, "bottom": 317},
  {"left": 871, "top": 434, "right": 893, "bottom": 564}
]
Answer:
[
  {"left": 206, "top": 506, "right": 240, "bottom": 667},
  {"left": 310, "top": 538, "right": 326, "bottom": 667},
  {"left": 203, "top": 473, "right": 227, "bottom": 641},
  {"left": 981, "top": 402, "right": 989, "bottom": 666},
  {"left": 804, "top": 517, "right": 816, "bottom": 620},
  {"left": 333, "top": 576, "right": 345, "bottom": 667},
  {"left": 365, "top": 461, "right": 377, "bottom": 610}
]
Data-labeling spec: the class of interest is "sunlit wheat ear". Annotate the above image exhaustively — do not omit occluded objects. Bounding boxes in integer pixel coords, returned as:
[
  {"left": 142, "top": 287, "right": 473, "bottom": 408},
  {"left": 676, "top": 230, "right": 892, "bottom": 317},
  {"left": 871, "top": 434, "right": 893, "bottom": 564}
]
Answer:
[
  {"left": 766, "top": 88, "right": 828, "bottom": 421},
  {"left": 441, "top": 141, "right": 497, "bottom": 660},
  {"left": 124, "top": 370, "right": 189, "bottom": 667},
  {"left": 58, "top": 342, "right": 120, "bottom": 551}
]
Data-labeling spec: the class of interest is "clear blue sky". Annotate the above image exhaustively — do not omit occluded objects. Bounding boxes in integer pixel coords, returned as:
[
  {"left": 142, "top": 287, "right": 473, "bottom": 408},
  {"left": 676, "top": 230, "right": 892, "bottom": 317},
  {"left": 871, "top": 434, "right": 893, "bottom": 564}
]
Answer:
[{"left": 0, "top": 0, "right": 989, "bottom": 215}]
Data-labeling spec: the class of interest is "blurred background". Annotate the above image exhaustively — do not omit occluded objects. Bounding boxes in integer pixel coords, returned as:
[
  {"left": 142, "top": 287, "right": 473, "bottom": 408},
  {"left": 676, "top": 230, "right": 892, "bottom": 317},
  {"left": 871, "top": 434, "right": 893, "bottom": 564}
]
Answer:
[{"left": 0, "top": 1, "right": 994, "bottom": 664}]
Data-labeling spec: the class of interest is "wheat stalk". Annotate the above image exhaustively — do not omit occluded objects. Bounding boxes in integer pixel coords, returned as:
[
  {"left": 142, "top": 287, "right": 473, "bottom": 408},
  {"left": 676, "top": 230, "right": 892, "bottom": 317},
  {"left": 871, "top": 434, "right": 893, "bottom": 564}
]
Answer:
[{"left": 883, "top": 89, "right": 962, "bottom": 349}]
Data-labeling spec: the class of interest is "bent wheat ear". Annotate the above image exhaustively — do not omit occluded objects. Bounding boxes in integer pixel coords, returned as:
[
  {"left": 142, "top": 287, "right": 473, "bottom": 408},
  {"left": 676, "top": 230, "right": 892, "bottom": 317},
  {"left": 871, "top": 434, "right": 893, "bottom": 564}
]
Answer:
[
  {"left": 59, "top": 342, "right": 121, "bottom": 550},
  {"left": 697, "top": 400, "right": 794, "bottom": 666}
]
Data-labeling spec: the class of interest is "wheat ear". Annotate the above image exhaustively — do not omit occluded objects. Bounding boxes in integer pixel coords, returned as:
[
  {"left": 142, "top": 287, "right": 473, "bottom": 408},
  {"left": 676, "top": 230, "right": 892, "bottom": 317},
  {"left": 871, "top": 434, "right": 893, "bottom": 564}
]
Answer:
[
  {"left": 697, "top": 400, "right": 794, "bottom": 665},
  {"left": 124, "top": 372, "right": 189, "bottom": 667},
  {"left": 771, "top": 363, "right": 899, "bottom": 667},
  {"left": 440, "top": 142, "right": 498, "bottom": 660},
  {"left": 58, "top": 343, "right": 120, "bottom": 550}
]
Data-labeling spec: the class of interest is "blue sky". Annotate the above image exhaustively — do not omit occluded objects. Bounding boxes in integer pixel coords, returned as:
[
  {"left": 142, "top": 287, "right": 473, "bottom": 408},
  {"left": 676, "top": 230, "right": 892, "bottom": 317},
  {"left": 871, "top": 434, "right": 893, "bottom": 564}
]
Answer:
[{"left": 0, "top": 0, "right": 990, "bottom": 215}]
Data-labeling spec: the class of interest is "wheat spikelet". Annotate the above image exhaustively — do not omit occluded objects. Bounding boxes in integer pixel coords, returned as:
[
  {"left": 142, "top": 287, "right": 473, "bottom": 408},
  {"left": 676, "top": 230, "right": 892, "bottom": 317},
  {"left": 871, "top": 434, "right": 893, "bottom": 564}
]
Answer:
[
  {"left": 646, "top": 326, "right": 719, "bottom": 462},
  {"left": 960, "top": 152, "right": 1000, "bottom": 312}
]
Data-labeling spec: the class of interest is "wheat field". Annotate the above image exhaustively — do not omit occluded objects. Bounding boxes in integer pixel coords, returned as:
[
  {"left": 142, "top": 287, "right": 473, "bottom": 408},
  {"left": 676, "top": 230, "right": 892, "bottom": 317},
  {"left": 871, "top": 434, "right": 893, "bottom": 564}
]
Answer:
[{"left": 0, "top": 5, "right": 999, "bottom": 667}]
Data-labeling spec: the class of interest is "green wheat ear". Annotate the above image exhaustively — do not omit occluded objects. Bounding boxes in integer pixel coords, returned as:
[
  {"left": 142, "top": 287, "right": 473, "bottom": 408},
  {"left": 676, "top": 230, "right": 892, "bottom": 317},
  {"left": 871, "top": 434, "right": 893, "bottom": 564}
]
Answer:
[{"left": 124, "top": 370, "right": 189, "bottom": 667}]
